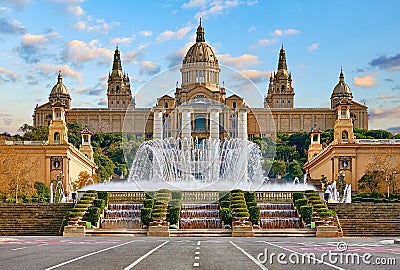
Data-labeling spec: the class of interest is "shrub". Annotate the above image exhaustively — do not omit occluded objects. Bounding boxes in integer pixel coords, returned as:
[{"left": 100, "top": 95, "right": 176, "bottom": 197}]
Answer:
[
  {"left": 93, "top": 199, "right": 105, "bottom": 209},
  {"left": 299, "top": 206, "right": 313, "bottom": 224},
  {"left": 143, "top": 199, "right": 155, "bottom": 209},
  {"left": 141, "top": 208, "right": 152, "bottom": 226},
  {"left": 220, "top": 200, "right": 231, "bottom": 208},
  {"left": 313, "top": 204, "right": 326, "bottom": 209},
  {"left": 220, "top": 208, "right": 232, "bottom": 225},
  {"left": 230, "top": 189, "right": 242, "bottom": 194},
  {"left": 316, "top": 208, "right": 329, "bottom": 213},
  {"left": 152, "top": 212, "right": 166, "bottom": 219},
  {"left": 295, "top": 198, "right": 308, "bottom": 210},
  {"left": 319, "top": 211, "right": 332, "bottom": 218},
  {"left": 244, "top": 191, "right": 256, "bottom": 203},
  {"left": 232, "top": 207, "right": 248, "bottom": 213},
  {"left": 97, "top": 192, "right": 110, "bottom": 204},
  {"left": 234, "top": 212, "right": 250, "bottom": 218},
  {"left": 87, "top": 207, "right": 101, "bottom": 224},
  {"left": 246, "top": 201, "right": 257, "bottom": 207},
  {"left": 231, "top": 203, "right": 246, "bottom": 209},
  {"left": 85, "top": 190, "right": 97, "bottom": 193},
  {"left": 78, "top": 199, "right": 91, "bottom": 204},
  {"left": 68, "top": 211, "right": 83, "bottom": 217},
  {"left": 72, "top": 208, "right": 86, "bottom": 212},
  {"left": 75, "top": 203, "right": 90, "bottom": 208},
  {"left": 248, "top": 205, "right": 260, "bottom": 225},
  {"left": 168, "top": 199, "right": 180, "bottom": 207},
  {"left": 292, "top": 192, "right": 304, "bottom": 203},
  {"left": 171, "top": 191, "right": 182, "bottom": 200},
  {"left": 168, "top": 206, "right": 180, "bottom": 225}
]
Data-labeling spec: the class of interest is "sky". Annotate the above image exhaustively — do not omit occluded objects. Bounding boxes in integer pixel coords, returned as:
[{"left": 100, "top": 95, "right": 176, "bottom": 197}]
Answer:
[{"left": 0, "top": 0, "right": 399, "bottom": 134}]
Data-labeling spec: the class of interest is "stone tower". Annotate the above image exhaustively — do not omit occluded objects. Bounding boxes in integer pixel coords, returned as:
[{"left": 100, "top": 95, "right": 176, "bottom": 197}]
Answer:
[
  {"left": 79, "top": 126, "right": 94, "bottom": 161},
  {"left": 107, "top": 46, "right": 133, "bottom": 109},
  {"left": 48, "top": 102, "right": 68, "bottom": 145},
  {"left": 307, "top": 126, "right": 323, "bottom": 160},
  {"left": 330, "top": 68, "right": 353, "bottom": 109},
  {"left": 333, "top": 98, "right": 356, "bottom": 144},
  {"left": 265, "top": 45, "right": 295, "bottom": 108},
  {"left": 49, "top": 71, "right": 71, "bottom": 109}
]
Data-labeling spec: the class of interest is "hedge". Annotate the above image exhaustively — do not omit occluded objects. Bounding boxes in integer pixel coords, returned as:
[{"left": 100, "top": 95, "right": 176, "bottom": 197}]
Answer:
[
  {"left": 168, "top": 206, "right": 180, "bottom": 225},
  {"left": 143, "top": 199, "right": 155, "bottom": 209},
  {"left": 171, "top": 191, "right": 182, "bottom": 200},
  {"left": 141, "top": 208, "right": 152, "bottom": 226},
  {"left": 244, "top": 191, "right": 256, "bottom": 203},
  {"left": 295, "top": 198, "right": 308, "bottom": 210},
  {"left": 97, "top": 192, "right": 110, "bottom": 205},
  {"left": 292, "top": 192, "right": 304, "bottom": 203},
  {"left": 93, "top": 199, "right": 105, "bottom": 209},
  {"left": 299, "top": 206, "right": 313, "bottom": 224},
  {"left": 248, "top": 205, "right": 260, "bottom": 225},
  {"left": 87, "top": 207, "right": 101, "bottom": 224},
  {"left": 234, "top": 212, "right": 250, "bottom": 218},
  {"left": 220, "top": 200, "right": 231, "bottom": 208},
  {"left": 220, "top": 208, "right": 232, "bottom": 225},
  {"left": 145, "top": 191, "right": 156, "bottom": 199}
]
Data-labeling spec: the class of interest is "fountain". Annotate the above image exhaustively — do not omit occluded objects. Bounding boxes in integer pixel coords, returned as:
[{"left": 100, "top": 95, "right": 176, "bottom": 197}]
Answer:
[
  {"left": 325, "top": 181, "right": 352, "bottom": 203},
  {"left": 258, "top": 203, "right": 302, "bottom": 229},
  {"left": 180, "top": 203, "right": 222, "bottom": 229},
  {"left": 128, "top": 137, "right": 264, "bottom": 191},
  {"left": 101, "top": 203, "right": 143, "bottom": 229}
]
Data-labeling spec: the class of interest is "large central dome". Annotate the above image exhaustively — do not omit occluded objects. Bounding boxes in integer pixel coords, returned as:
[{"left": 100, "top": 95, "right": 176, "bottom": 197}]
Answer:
[{"left": 183, "top": 20, "right": 218, "bottom": 64}]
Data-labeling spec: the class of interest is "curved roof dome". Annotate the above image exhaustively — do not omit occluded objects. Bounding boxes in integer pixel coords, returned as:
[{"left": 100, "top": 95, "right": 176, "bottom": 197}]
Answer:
[
  {"left": 50, "top": 71, "right": 70, "bottom": 97},
  {"left": 183, "top": 20, "right": 218, "bottom": 65},
  {"left": 331, "top": 69, "right": 352, "bottom": 98}
]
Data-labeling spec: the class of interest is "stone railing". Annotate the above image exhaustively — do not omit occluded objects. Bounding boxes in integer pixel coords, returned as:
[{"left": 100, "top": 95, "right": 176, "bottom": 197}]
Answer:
[
  {"left": 181, "top": 191, "right": 220, "bottom": 202},
  {"left": 109, "top": 192, "right": 146, "bottom": 202},
  {"left": 255, "top": 191, "right": 293, "bottom": 202}
]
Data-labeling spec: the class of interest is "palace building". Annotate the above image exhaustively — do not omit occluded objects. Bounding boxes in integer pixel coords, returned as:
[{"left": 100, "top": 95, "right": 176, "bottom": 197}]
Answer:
[
  {"left": 32, "top": 21, "right": 368, "bottom": 140},
  {"left": 1, "top": 102, "right": 97, "bottom": 196}
]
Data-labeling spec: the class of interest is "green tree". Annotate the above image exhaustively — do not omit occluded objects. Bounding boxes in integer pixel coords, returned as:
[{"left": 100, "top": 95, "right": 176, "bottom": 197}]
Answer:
[
  {"left": 94, "top": 153, "right": 115, "bottom": 181},
  {"left": 270, "top": 160, "right": 286, "bottom": 178},
  {"left": 288, "top": 160, "right": 303, "bottom": 179},
  {"left": 19, "top": 124, "right": 48, "bottom": 141},
  {"left": 358, "top": 171, "right": 380, "bottom": 193},
  {"left": 288, "top": 132, "right": 310, "bottom": 159},
  {"left": 67, "top": 122, "right": 83, "bottom": 148}
]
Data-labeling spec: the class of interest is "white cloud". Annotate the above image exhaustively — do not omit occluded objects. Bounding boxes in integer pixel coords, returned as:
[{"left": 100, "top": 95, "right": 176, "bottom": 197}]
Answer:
[
  {"left": 239, "top": 69, "right": 271, "bottom": 80},
  {"left": 37, "top": 64, "right": 83, "bottom": 83},
  {"left": 273, "top": 28, "right": 299, "bottom": 36},
  {"left": 140, "top": 30, "right": 153, "bottom": 37},
  {"left": 0, "top": 67, "right": 19, "bottom": 82},
  {"left": 307, "top": 43, "right": 319, "bottom": 51},
  {"left": 182, "top": 0, "right": 207, "bottom": 9},
  {"left": 67, "top": 5, "right": 84, "bottom": 16},
  {"left": 140, "top": 61, "right": 160, "bottom": 75},
  {"left": 65, "top": 39, "right": 113, "bottom": 63},
  {"left": 110, "top": 36, "right": 134, "bottom": 44},
  {"left": 156, "top": 26, "right": 192, "bottom": 42},
  {"left": 249, "top": 38, "right": 278, "bottom": 49},
  {"left": 73, "top": 16, "right": 119, "bottom": 34},
  {"left": 1, "top": 0, "right": 29, "bottom": 8},
  {"left": 123, "top": 50, "right": 138, "bottom": 64},
  {"left": 218, "top": 54, "right": 262, "bottom": 68},
  {"left": 353, "top": 74, "right": 377, "bottom": 88},
  {"left": 21, "top": 34, "right": 48, "bottom": 45}
]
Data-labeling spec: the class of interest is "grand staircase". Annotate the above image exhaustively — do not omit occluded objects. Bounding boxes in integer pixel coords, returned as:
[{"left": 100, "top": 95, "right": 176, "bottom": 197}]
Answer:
[
  {"left": 328, "top": 203, "right": 400, "bottom": 237},
  {"left": 0, "top": 203, "right": 73, "bottom": 236}
]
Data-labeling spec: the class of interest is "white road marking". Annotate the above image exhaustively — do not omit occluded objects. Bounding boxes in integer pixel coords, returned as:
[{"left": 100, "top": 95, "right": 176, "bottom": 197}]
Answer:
[
  {"left": 197, "top": 241, "right": 201, "bottom": 246},
  {"left": 12, "top": 247, "right": 28, "bottom": 251},
  {"left": 45, "top": 240, "right": 136, "bottom": 270},
  {"left": 195, "top": 251, "right": 200, "bottom": 255},
  {"left": 263, "top": 241, "right": 344, "bottom": 270},
  {"left": 124, "top": 240, "right": 169, "bottom": 270},
  {"left": 193, "top": 262, "right": 200, "bottom": 267},
  {"left": 195, "top": 256, "right": 199, "bottom": 260},
  {"left": 230, "top": 241, "right": 269, "bottom": 270},
  {"left": 196, "top": 246, "right": 200, "bottom": 249}
]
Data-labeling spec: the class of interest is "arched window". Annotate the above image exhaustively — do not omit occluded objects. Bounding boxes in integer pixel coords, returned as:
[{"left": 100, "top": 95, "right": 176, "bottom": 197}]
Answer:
[
  {"left": 342, "top": 131, "right": 349, "bottom": 142},
  {"left": 116, "top": 85, "right": 120, "bottom": 92},
  {"left": 281, "top": 85, "right": 285, "bottom": 91},
  {"left": 54, "top": 132, "right": 60, "bottom": 144},
  {"left": 164, "top": 102, "right": 168, "bottom": 108},
  {"left": 233, "top": 101, "right": 237, "bottom": 108}
]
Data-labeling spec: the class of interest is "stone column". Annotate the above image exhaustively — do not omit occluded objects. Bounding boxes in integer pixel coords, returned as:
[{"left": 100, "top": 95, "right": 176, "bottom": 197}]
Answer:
[
  {"left": 153, "top": 107, "right": 163, "bottom": 140},
  {"left": 237, "top": 108, "right": 248, "bottom": 182},
  {"left": 180, "top": 106, "right": 192, "bottom": 140},
  {"left": 208, "top": 106, "right": 221, "bottom": 140}
]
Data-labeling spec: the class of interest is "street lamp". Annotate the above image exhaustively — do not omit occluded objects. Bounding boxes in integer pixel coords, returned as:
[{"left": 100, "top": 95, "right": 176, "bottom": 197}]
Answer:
[{"left": 337, "top": 170, "right": 345, "bottom": 198}]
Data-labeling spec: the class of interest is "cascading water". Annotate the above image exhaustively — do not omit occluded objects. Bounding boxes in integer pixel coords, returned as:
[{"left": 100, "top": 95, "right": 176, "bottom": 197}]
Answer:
[
  {"left": 101, "top": 203, "right": 143, "bottom": 229},
  {"left": 258, "top": 203, "right": 302, "bottom": 229},
  {"left": 128, "top": 137, "right": 264, "bottom": 191},
  {"left": 180, "top": 203, "right": 222, "bottom": 229}
]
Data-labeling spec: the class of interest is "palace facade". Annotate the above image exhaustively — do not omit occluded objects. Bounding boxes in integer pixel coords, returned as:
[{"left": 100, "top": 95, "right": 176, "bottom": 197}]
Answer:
[{"left": 33, "top": 21, "right": 368, "bottom": 139}]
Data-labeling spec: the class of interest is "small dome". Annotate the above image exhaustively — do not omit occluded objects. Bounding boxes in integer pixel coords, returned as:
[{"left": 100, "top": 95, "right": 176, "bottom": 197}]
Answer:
[
  {"left": 331, "top": 69, "right": 352, "bottom": 98},
  {"left": 50, "top": 71, "right": 70, "bottom": 97},
  {"left": 183, "top": 19, "right": 218, "bottom": 64}
]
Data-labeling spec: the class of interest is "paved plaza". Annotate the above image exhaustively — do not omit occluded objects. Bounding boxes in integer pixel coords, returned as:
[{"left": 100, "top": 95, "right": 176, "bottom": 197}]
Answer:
[{"left": 1, "top": 236, "right": 399, "bottom": 270}]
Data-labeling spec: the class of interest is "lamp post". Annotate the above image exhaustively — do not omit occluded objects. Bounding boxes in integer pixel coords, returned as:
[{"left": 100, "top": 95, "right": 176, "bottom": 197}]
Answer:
[{"left": 337, "top": 170, "right": 345, "bottom": 198}]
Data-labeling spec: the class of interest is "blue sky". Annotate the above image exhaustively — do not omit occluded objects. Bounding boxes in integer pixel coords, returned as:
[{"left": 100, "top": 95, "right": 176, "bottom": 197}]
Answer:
[{"left": 0, "top": 0, "right": 399, "bottom": 134}]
